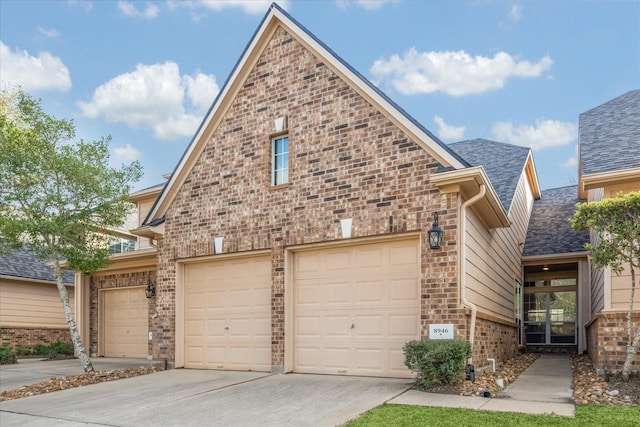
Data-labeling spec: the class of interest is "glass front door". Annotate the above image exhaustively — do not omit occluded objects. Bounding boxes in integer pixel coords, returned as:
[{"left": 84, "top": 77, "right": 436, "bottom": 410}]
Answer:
[{"left": 524, "top": 291, "right": 576, "bottom": 345}]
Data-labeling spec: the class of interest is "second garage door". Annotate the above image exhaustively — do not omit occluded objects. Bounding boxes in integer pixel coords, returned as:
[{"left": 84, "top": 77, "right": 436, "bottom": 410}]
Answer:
[
  {"left": 293, "top": 239, "right": 420, "bottom": 378},
  {"left": 103, "top": 287, "right": 148, "bottom": 358},
  {"left": 184, "top": 255, "right": 271, "bottom": 371}
]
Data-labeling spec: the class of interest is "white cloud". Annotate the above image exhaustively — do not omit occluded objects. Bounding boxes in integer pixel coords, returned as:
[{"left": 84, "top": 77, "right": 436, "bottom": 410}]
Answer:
[
  {"left": 508, "top": 5, "right": 523, "bottom": 23},
  {"left": 37, "top": 27, "right": 61, "bottom": 38},
  {"left": 491, "top": 118, "right": 577, "bottom": 150},
  {"left": 77, "top": 61, "right": 219, "bottom": 140},
  {"left": 113, "top": 144, "right": 142, "bottom": 162},
  {"left": 191, "top": 0, "right": 289, "bottom": 15},
  {"left": 337, "top": 0, "right": 399, "bottom": 11},
  {"left": 433, "top": 115, "right": 465, "bottom": 141},
  {"left": 0, "top": 41, "right": 71, "bottom": 92},
  {"left": 118, "top": 1, "right": 159, "bottom": 19},
  {"left": 561, "top": 157, "right": 577, "bottom": 168},
  {"left": 370, "top": 48, "right": 552, "bottom": 96},
  {"left": 183, "top": 72, "right": 218, "bottom": 112},
  {"left": 67, "top": 0, "right": 93, "bottom": 13}
]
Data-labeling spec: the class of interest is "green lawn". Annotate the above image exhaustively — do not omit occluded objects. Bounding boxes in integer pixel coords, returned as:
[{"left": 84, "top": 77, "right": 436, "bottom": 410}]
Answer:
[{"left": 346, "top": 405, "right": 640, "bottom": 427}]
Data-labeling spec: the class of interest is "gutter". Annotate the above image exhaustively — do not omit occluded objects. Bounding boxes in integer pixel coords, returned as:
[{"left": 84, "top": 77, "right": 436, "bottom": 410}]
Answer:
[{"left": 459, "top": 183, "right": 486, "bottom": 363}]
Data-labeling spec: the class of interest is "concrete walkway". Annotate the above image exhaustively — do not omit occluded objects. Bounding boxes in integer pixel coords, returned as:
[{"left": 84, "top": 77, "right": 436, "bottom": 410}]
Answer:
[{"left": 389, "top": 353, "right": 575, "bottom": 417}]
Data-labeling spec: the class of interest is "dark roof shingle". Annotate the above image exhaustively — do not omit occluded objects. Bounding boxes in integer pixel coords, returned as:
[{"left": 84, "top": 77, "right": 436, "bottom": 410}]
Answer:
[
  {"left": 0, "top": 247, "right": 75, "bottom": 285},
  {"left": 523, "top": 186, "right": 589, "bottom": 257},
  {"left": 580, "top": 89, "right": 640, "bottom": 176},
  {"left": 448, "top": 138, "right": 531, "bottom": 212}
]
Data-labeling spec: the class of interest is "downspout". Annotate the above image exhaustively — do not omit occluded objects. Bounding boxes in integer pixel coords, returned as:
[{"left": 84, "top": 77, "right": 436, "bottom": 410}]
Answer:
[{"left": 459, "top": 183, "right": 486, "bottom": 363}]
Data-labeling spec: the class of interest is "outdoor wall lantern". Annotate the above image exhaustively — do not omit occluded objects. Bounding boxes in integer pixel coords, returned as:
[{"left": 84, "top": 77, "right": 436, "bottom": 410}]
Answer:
[
  {"left": 428, "top": 212, "right": 443, "bottom": 250},
  {"left": 145, "top": 278, "right": 156, "bottom": 299}
]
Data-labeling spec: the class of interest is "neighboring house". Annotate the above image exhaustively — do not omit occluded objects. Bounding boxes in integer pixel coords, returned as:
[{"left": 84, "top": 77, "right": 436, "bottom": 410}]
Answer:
[
  {"left": 578, "top": 89, "right": 640, "bottom": 373},
  {"left": 0, "top": 247, "right": 75, "bottom": 348},
  {"left": 73, "top": 5, "right": 638, "bottom": 377},
  {"left": 74, "top": 182, "right": 163, "bottom": 359}
]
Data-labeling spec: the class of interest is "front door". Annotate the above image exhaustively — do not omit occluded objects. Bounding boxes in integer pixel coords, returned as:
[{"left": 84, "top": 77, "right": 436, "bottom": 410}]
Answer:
[{"left": 524, "top": 279, "right": 576, "bottom": 345}]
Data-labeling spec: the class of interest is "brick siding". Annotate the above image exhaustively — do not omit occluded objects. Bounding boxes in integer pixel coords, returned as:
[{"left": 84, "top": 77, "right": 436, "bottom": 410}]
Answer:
[
  {"left": 1, "top": 327, "right": 71, "bottom": 348},
  {"left": 153, "top": 26, "right": 465, "bottom": 371},
  {"left": 587, "top": 311, "right": 640, "bottom": 374}
]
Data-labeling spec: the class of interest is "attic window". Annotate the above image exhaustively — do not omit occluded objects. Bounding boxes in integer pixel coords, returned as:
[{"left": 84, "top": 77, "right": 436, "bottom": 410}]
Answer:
[{"left": 271, "top": 135, "right": 289, "bottom": 186}]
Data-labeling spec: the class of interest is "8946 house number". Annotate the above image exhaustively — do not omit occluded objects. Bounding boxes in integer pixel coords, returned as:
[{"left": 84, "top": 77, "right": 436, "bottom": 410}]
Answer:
[{"left": 429, "top": 324, "right": 454, "bottom": 340}]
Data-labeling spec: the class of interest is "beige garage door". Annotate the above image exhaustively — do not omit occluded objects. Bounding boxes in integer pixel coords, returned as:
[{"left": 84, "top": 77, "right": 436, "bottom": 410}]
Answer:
[
  {"left": 293, "top": 239, "right": 420, "bottom": 378},
  {"left": 184, "top": 255, "right": 271, "bottom": 371},
  {"left": 103, "top": 287, "right": 148, "bottom": 358}
]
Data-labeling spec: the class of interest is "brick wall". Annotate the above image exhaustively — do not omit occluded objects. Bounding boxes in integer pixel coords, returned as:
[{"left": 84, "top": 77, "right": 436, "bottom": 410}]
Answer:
[
  {"left": 90, "top": 271, "right": 155, "bottom": 357},
  {"left": 473, "top": 315, "right": 518, "bottom": 371},
  {"left": 587, "top": 311, "right": 640, "bottom": 374},
  {"left": 1, "top": 327, "right": 71, "bottom": 348},
  {"left": 155, "top": 26, "right": 463, "bottom": 370}
]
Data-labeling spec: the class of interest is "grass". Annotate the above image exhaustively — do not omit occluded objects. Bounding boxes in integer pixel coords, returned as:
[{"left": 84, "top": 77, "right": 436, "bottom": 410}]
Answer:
[{"left": 346, "top": 404, "right": 640, "bottom": 427}]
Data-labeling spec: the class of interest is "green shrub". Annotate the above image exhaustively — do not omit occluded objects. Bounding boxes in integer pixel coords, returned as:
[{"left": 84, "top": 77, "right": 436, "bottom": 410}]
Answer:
[
  {"left": 15, "top": 346, "right": 35, "bottom": 356},
  {"left": 403, "top": 339, "right": 472, "bottom": 387},
  {"left": 33, "top": 344, "right": 49, "bottom": 356},
  {"left": 31, "top": 341, "right": 74, "bottom": 359},
  {"left": 0, "top": 345, "right": 17, "bottom": 364},
  {"left": 47, "top": 341, "right": 74, "bottom": 356}
]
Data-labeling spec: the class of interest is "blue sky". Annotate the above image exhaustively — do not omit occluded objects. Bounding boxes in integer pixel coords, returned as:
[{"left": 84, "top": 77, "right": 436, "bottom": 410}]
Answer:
[{"left": 1, "top": 0, "right": 638, "bottom": 192}]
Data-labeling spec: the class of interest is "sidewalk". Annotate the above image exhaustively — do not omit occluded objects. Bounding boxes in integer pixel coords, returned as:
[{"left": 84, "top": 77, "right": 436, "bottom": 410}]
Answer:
[{"left": 388, "top": 353, "right": 575, "bottom": 417}]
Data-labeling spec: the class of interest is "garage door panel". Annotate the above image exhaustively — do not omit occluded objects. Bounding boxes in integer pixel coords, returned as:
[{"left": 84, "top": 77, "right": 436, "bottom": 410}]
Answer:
[
  {"left": 325, "top": 251, "right": 351, "bottom": 271},
  {"left": 390, "top": 314, "right": 420, "bottom": 337},
  {"left": 184, "top": 255, "right": 271, "bottom": 371},
  {"left": 355, "top": 247, "right": 383, "bottom": 269},
  {"left": 325, "top": 347, "right": 350, "bottom": 369},
  {"left": 390, "top": 244, "right": 419, "bottom": 266},
  {"left": 353, "top": 348, "right": 384, "bottom": 370},
  {"left": 390, "top": 278, "right": 419, "bottom": 301},
  {"left": 293, "top": 240, "right": 419, "bottom": 378}
]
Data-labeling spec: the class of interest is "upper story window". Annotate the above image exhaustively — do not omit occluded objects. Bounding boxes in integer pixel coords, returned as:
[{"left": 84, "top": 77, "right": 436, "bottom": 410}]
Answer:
[
  {"left": 108, "top": 237, "right": 136, "bottom": 254},
  {"left": 272, "top": 135, "right": 289, "bottom": 186}
]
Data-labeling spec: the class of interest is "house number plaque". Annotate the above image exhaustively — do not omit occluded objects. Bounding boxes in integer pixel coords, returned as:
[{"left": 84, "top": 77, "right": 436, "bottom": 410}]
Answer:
[{"left": 429, "top": 324, "right": 454, "bottom": 340}]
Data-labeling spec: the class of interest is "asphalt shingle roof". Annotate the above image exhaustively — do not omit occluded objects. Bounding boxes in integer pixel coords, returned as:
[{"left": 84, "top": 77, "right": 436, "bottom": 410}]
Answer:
[
  {"left": 0, "top": 247, "right": 75, "bottom": 285},
  {"left": 522, "top": 186, "right": 589, "bottom": 257},
  {"left": 448, "top": 138, "right": 531, "bottom": 212},
  {"left": 580, "top": 89, "right": 640, "bottom": 176}
]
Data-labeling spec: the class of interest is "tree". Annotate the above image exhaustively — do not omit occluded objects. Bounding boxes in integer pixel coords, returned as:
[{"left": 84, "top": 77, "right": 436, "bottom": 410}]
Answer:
[
  {"left": 0, "top": 87, "right": 142, "bottom": 372},
  {"left": 571, "top": 191, "right": 640, "bottom": 381}
]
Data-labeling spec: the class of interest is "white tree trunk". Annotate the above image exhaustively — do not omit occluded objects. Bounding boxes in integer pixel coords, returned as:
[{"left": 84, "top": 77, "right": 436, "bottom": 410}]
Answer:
[
  {"left": 53, "top": 260, "right": 94, "bottom": 373},
  {"left": 621, "top": 259, "right": 638, "bottom": 381}
]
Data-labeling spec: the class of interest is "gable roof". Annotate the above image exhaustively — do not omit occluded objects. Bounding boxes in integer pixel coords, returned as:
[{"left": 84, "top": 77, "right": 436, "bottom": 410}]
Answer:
[
  {"left": 448, "top": 139, "right": 538, "bottom": 212},
  {"left": 141, "top": 2, "right": 469, "bottom": 227},
  {"left": 579, "top": 89, "right": 640, "bottom": 176},
  {"left": 0, "top": 247, "right": 75, "bottom": 285},
  {"left": 522, "top": 186, "right": 589, "bottom": 257}
]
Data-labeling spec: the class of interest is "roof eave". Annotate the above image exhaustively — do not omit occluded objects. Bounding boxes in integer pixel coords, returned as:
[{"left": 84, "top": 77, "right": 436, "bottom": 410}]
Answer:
[
  {"left": 582, "top": 166, "right": 640, "bottom": 191},
  {"left": 432, "top": 166, "right": 510, "bottom": 228}
]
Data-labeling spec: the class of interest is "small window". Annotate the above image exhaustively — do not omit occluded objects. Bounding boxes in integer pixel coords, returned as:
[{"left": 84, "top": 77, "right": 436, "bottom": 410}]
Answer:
[
  {"left": 108, "top": 237, "right": 136, "bottom": 254},
  {"left": 272, "top": 135, "right": 289, "bottom": 185}
]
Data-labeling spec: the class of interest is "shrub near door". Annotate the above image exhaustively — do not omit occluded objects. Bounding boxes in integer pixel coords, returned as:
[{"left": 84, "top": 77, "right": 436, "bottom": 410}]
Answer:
[{"left": 404, "top": 339, "right": 472, "bottom": 387}]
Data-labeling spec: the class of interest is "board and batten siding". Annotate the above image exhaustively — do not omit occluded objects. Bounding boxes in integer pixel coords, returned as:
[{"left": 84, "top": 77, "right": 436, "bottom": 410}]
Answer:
[
  {"left": 464, "top": 171, "right": 534, "bottom": 321},
  {"left": 0, "top": 278, "right": 74, "bottom": 328}
]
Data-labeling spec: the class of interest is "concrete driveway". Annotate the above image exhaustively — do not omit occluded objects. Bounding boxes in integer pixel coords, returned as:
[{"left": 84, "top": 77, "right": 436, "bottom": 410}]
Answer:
[{"left": 0, "top": 365, "right": 412, "bottom": 426}]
